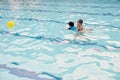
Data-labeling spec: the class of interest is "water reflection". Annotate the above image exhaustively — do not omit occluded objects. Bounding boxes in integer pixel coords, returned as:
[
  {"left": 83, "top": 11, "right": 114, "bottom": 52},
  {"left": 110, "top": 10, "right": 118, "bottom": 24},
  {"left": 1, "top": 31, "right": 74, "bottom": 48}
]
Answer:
[{"left": 8, "top": 0, "right": 21, "bottom": 11}]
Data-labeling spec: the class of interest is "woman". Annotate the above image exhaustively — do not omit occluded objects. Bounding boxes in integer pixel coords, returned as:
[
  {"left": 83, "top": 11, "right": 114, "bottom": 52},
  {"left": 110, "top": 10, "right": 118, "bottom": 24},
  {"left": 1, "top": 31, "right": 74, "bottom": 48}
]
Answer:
[{"left": 74, "top": 19, "right": 93, "bottom": 40}]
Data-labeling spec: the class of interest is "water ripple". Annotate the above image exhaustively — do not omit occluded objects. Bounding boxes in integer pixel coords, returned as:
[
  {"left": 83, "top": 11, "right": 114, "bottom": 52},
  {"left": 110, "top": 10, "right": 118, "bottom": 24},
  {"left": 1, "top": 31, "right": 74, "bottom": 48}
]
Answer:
[{"left": 0, "top": 8, "right": 120, "bottom": 16}]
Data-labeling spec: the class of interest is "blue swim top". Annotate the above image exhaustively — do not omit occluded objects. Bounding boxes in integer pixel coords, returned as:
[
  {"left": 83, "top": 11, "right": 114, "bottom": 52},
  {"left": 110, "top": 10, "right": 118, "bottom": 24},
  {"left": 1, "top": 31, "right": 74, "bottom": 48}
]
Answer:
[{"left": 68, "top": 26, "right": 76, "bottom": 31}]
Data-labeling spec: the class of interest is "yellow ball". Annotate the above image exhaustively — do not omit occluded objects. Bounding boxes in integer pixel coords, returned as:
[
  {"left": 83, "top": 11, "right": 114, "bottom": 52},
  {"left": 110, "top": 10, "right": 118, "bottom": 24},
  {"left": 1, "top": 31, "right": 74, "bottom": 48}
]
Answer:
[{"left": 7, "top": 21, "right": 14, "bottom": 29}]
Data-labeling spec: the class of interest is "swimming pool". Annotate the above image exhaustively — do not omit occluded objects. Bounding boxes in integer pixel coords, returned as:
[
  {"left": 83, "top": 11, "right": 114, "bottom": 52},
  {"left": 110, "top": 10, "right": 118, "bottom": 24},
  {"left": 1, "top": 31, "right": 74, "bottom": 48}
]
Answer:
[{"left": 0, "top": 0, "right": 120, "bottom": 80}]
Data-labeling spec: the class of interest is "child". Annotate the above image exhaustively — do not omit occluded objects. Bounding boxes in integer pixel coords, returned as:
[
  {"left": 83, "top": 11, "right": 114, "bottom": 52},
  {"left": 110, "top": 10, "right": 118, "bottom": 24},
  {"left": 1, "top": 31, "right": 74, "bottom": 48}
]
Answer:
[{"left": 67, "top": 21, "right": 76, "bottom": 31}]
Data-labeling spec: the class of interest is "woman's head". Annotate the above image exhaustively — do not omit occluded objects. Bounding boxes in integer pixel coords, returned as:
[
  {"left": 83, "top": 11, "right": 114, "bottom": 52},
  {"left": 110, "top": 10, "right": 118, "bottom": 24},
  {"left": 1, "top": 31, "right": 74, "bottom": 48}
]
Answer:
[
  {"left": 78, "top": 19, "right": 83, "bottom": 24},
  {"left": 77, "top": 19, "right": 84, "bottom": 30}
]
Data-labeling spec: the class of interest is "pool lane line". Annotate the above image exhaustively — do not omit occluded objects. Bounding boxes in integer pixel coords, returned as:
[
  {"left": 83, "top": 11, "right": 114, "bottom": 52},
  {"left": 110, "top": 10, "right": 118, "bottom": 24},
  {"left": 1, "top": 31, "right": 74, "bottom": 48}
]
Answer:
[
  {"left": 0, "top": 30, "right": 120, "bottom": 51},
  {"left": 0, "top": 8, "right": 120, "bottom": 17},
  {"left": 29, "top": 3, "right": 120, "bottom": 8},
  {"left": 0, "top": 29, "right": 115, "bottom": 51},
  {"left": 0, "top": 3, "right": 119, "bottom": 8},
  {"left": 84, "top": 23, "right": 120, "bottom": 30},
  {"left": 0, "top": 64, "right": 61, "bottom": 80},
  {"left": 0, "top": 16, "right": 120, "bottom": 30},
  {"left": 0, "top": 30, "right": 97, "bottom": 45},
  {"left": 1, "top": 30, "right": 120, "bottom": 51},
  {"left": 0, "top": 16, "right": 66, "bottom": 24}
]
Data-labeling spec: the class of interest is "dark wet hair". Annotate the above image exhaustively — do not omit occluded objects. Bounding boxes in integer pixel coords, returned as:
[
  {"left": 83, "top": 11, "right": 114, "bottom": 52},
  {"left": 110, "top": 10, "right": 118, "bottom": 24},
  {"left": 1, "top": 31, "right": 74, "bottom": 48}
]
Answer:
[
  {"left": 68, "top": 21, "right": 74, "bottom": 26},
  {"left": 78, "top": 19, "right": 83, "bottom": 24}
]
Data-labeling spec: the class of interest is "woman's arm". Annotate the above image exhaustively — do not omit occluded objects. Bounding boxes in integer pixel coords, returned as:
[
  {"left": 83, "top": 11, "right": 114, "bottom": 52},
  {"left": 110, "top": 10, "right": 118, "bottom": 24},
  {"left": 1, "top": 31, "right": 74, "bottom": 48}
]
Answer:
[{"left": 83, "top": 28, "right": 93, "bottom": 33}]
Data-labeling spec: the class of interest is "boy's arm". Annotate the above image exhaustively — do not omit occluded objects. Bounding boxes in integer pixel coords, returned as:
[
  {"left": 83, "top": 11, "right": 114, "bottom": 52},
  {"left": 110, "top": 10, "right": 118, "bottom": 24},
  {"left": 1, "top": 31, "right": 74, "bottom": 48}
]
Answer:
[{"left": 63, "top": 27, "right": 70, "bottom": 30}]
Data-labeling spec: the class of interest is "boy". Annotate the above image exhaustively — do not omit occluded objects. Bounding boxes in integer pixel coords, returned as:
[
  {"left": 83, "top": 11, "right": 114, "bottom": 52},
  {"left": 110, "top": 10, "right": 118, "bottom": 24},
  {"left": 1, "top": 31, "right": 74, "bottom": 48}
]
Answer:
[{"left": 67, "top": 21, "right": 76, "bottom": 31}]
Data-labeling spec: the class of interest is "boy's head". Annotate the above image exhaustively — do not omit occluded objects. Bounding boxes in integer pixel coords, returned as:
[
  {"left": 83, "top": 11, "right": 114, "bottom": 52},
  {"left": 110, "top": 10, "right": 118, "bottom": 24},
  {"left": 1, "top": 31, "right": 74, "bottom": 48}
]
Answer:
[
  {"left": 68, "top": 21, "right": 74, "bottom": 27},
  {"left": 78, "top": 19, "right": 83, "bottom": 24}
]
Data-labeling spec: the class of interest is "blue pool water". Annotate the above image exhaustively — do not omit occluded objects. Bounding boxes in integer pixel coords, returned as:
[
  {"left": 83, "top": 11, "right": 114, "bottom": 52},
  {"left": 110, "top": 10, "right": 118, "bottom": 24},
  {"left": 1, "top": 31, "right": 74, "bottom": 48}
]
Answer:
[{"left": 0, "top": 0, "right": 120, "bottom": 80}]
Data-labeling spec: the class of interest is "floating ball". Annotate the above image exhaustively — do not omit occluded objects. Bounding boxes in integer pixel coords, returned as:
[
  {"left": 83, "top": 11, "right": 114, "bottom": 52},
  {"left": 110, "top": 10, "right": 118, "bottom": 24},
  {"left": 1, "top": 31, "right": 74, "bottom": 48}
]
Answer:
[{"left": 7, "top": 21, "right": 14, "bottom": 29}]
